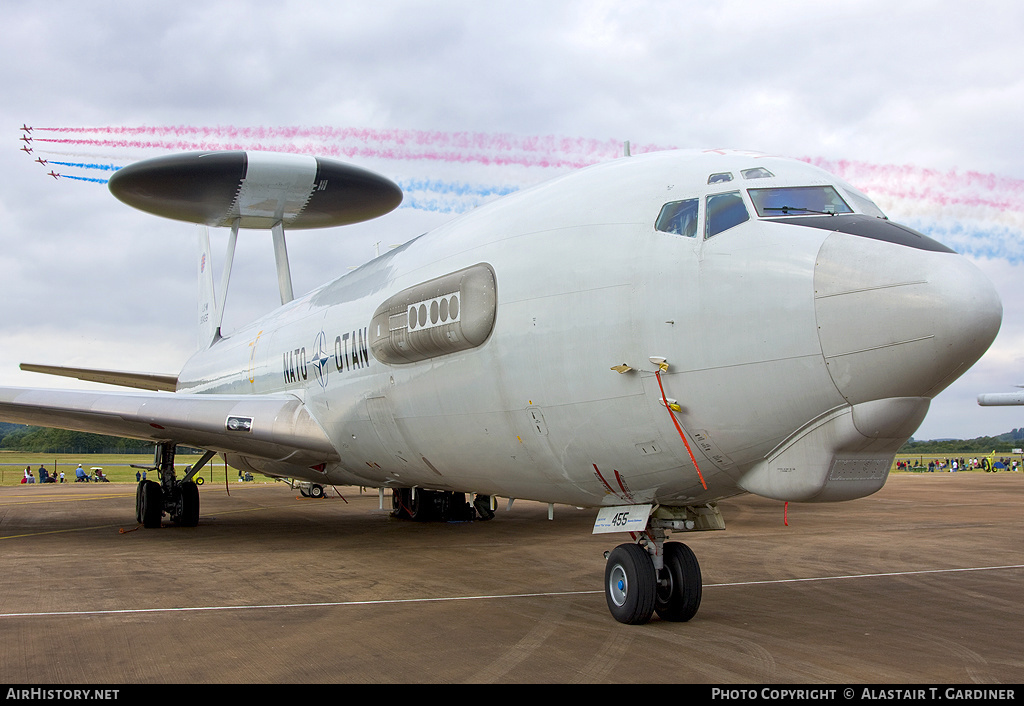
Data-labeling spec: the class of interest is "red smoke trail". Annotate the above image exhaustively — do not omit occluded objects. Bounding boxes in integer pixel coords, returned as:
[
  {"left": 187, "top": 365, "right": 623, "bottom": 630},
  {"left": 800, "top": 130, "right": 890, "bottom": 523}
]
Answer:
[
  {"left": 35, "top": 135, "right": 611, "bottom": 170},
  {"left": 806, "top": 156, "right": 1024, "bottom": 196},
  {"left": 868, "top": 187, "right": 1023, "bottom": 213},
  {"left": 36, "top": 125, "right": 653, "bottom": 160},
  {"left": 803, "top": 156, "right": 1024, "bottom": 214}
]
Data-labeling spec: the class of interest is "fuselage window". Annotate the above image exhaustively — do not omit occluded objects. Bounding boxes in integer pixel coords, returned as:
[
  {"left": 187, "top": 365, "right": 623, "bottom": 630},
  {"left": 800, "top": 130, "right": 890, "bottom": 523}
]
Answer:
[
  {"left": 705, "top": 191, "right": 749, "bottom": 238},
  {"left": 656, "top": 198, "right": 699, "bottom": 237},
  {"left": 748, "top": 186, "right": 853, "bottom": 217},
  {"left": 708, "top": 172, "right": 733, "bottom": 184},
  {"left": 741, "top": 167, "right": 774, "bottom": 180}
]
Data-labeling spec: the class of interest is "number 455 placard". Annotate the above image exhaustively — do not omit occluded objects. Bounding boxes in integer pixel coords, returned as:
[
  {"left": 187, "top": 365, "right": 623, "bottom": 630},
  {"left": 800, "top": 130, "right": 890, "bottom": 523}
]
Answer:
[{"left": 592, "top": 504, "right": 653, "bottom": 534}]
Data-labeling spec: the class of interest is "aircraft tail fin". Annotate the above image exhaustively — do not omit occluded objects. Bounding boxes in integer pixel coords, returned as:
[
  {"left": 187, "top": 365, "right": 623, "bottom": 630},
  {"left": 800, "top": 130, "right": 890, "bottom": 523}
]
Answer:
[{"left": 197, "top": 226, "right": 220, "bottom": 349}]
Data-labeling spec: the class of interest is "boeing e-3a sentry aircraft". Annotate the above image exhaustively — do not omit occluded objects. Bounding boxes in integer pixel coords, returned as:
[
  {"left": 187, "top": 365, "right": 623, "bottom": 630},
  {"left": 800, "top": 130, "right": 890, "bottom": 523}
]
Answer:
[{"left": 0, "top": 148, "right": 1002, "bottom": 624}]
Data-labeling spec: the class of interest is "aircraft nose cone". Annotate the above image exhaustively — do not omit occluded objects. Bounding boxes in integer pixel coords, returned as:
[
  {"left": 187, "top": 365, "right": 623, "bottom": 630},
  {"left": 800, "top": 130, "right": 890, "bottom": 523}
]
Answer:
[{"left": 814, "top": 231, "right": 1001, "bottom": 404}]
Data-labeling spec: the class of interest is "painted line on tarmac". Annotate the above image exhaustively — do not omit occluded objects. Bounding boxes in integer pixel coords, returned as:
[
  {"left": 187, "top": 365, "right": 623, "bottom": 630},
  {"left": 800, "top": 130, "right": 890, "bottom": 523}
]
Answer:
[
  {"left": 0, "top": 523, "right": 135, "bottom": 540},
  {"left": 0, "top": 590, "right": 600, "bottom": 619},
  {"left": 707, "top": 563, "right": 1024, "bottom": 587},
  {"left": 0, "top": 564, "right": 1021, "bottom": 620},
  {"left": 0, "top": 492, "right": 134, "bottom": 506}
]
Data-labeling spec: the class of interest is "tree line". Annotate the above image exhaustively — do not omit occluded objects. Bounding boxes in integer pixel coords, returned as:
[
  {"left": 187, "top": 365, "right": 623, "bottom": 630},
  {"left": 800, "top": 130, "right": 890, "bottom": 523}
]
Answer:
[
  {"left": 0, "top": 423, "right": 153, "bottom": 454},
  {"left": 899, "top": 429, "right": 1024, "bottom": 454}
]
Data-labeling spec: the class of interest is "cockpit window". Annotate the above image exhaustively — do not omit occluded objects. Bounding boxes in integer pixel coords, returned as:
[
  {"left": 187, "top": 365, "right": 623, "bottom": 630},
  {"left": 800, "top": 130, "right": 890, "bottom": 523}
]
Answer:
[
  {"left": 706, "top": 191, "right": 750, "bottom": 238},
  {"left": 841, "top": 188, "right": 887, "bottom": 219},
  {"left": 656, "top": 198, "right": 699, "bottom": 237},
  {"left": 708, "top": 172, "right": 733, "bottom": 184},
  {"left": 741, "top": 167, "right": 774, "bottom": 180},
  {"left": 748, "top": 186, "right": 853, "bottom": 217}
]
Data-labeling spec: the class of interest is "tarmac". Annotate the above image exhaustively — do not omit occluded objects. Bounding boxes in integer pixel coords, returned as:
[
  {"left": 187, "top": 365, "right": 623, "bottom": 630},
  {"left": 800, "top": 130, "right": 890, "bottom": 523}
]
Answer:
[{"left": 0, "top": 473, "right": 1021, "bottom": 684}]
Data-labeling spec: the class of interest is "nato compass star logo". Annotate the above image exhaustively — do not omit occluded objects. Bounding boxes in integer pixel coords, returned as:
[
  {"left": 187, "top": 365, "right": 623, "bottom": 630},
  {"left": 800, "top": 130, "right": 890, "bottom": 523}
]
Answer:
[{"left": 311, "top": 331, "right": 330, "bottom": 389}]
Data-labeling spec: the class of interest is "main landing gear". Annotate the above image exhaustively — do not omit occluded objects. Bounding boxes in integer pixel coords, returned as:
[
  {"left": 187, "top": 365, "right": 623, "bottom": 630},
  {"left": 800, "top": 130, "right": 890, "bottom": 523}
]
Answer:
[
  {"left": 604, "top": 509, "right": 718, "bottom": 624},
  {"left": 134, "top": 442, "right": 203, "bottom": 528},
  {"left": 390, "top": 488, "right": 490, "bottom": 522},
  {"left": 297, "top": 483, "right": 326, "bottom": 498}
]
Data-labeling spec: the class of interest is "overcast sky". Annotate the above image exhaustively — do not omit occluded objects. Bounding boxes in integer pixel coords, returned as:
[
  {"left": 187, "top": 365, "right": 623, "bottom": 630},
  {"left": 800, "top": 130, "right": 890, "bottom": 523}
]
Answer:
[{"left": 1, "top": 0, "right": 1022, "bottom": 440}]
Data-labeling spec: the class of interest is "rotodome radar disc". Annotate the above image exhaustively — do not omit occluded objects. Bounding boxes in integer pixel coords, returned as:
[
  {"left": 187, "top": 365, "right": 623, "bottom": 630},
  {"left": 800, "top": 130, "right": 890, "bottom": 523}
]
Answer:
[{"left": 108, "top": 150, "right": 403, "bottom": 229}]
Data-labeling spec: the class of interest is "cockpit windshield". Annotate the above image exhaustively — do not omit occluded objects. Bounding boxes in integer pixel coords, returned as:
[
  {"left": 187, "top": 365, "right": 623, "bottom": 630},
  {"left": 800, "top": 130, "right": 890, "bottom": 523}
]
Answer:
[
  {"left": 748, "top": 186, "right": 853, "bottom": 217},
  {"left": 656, "top": 198, "right": 699, "bottom": 237}
]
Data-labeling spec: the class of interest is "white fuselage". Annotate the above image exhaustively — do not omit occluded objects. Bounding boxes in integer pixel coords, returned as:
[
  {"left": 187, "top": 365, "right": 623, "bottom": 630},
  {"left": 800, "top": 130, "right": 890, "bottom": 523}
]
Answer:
[{"left": 176, "top": 150, "right": 1001, "bottom": 508}]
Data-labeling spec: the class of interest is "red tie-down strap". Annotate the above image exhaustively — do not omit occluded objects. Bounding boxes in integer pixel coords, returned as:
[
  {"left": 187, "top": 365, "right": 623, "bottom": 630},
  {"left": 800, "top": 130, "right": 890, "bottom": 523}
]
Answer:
[{"left": 655, "top": 369, "right": 707, "bottom": 491}]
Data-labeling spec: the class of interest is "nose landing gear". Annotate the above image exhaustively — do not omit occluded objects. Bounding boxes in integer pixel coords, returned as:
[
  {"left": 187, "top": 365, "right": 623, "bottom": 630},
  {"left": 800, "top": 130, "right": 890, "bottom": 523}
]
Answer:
[
  {"left": 602, "top": 504, "right": 719, "bottom": 624},
  {"left": 605, "top": 539, "right": 702, "bottom": 624}
]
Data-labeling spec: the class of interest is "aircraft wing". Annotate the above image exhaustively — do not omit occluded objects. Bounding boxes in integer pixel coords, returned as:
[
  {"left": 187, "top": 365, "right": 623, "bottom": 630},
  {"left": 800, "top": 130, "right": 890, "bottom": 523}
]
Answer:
[
  {"left": 20, "top": 363, "right": 179, "bottom": 392},
  {"left": 0, "top": 387, "right": 338, "bottom": 463}
]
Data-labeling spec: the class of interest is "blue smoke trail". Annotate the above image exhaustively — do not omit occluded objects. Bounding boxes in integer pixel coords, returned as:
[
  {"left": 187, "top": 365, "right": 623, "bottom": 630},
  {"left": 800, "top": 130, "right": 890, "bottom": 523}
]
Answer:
[
  {"left": 397, "top": 178, "right": 518, "bottom": 199},
  {"left": 907, "top": 219, "right": 1024, "bottom": 265},
  {"left": 400, "top": 196, "right": 469, "bottom": 214},
  {"left": 49, "top": 161, "right": 122, "bottom": 172},
  {"left": 397, "top": 179, "right": 521, "bottom": 214},
  {"left": 61, "top": 174, "right": 109, "bottom": 184}
]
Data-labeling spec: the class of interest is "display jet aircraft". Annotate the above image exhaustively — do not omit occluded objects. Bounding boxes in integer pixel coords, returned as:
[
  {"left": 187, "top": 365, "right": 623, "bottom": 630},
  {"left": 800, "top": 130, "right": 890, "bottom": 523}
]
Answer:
[
  {"left": 0, "top": 149, "right": 1002, "bottom": 624},
  {"left": 978, "top": 386, "right": 1024, "bottom": 406}
]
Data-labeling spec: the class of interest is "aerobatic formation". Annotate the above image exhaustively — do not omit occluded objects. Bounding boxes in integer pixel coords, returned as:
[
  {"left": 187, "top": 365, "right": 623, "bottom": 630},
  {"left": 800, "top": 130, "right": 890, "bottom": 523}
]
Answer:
[{"left": 5, "top": 125, "right": 1006, "bottom": 624}]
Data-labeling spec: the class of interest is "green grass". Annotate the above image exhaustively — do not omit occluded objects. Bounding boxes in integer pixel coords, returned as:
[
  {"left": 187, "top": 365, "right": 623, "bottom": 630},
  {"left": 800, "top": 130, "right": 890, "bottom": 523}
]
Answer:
[{"left": 0, "top": 451, "right": 231, "bottom": 486}]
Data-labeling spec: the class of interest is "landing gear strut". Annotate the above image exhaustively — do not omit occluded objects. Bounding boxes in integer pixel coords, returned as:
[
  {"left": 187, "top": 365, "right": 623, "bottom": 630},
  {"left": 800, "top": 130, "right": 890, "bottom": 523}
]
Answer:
[{"left": 133, "top": 442, "right": 202, "bottom": 528}]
